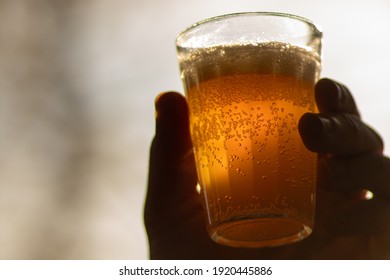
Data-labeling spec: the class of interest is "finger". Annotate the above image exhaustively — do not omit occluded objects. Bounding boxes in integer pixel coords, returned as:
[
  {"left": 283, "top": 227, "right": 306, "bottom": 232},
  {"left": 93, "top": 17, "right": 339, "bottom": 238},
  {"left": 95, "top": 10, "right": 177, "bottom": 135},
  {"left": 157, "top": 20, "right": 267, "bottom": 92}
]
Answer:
[
  {"left": 145, "top": 92, "right": 198, "bottom": 214},
  {"left": 315, "top": 78, "right": 360, "bottom": 116},
  {"left": 318, "top": 154, "right": 390, "bottom": 200},
  {"left": 154, "top": 91, "right": 193, "bottom": 159},
  {"left": 300, "top": 78, "right": 383, "bottom": 154},
  {"left": 326, "top": 197, "right": 390, "bottom": 238},
  {"left": 298, "top": 112, "right": 383, "bottom": 155}
]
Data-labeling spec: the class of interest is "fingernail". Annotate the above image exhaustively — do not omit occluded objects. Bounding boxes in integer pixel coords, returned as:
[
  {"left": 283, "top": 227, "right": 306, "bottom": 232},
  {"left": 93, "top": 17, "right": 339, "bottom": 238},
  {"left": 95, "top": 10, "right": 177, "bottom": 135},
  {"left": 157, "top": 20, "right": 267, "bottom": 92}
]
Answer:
[
  {"left": 154, "top": 92, "right": 186, "bottom": 133},
  {"left": 155, "top": 92, "right": 180, "bottom": 119},
  {"left": 153, "top": 92, "right": 193, "bottom": 158},
  {"left": 316, "top": 78, "right": 340, "bottom": 95},
  {"left": 299, "top": 113, "right": 323, "bottom": 137},
  {"left": 315, "top": 78, "right": 342, "bottom": 112},
  {"left": 299, "top": 113, "right": 333, "bottom": 152}
]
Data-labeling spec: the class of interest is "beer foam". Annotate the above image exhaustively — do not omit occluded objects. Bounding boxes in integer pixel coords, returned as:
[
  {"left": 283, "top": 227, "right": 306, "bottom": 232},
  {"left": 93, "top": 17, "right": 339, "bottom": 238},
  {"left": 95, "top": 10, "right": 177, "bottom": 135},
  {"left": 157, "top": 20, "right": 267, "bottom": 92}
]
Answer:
[{"left": 178, "top": 42, "right": 321, "bottom": 91}]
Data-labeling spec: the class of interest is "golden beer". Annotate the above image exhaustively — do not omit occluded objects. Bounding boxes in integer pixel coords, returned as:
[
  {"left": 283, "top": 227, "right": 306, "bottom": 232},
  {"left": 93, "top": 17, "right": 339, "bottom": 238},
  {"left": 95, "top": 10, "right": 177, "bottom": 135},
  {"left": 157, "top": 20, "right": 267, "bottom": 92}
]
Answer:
[{"left": 177, "top": 13, "right": 322, "bottom": 247}]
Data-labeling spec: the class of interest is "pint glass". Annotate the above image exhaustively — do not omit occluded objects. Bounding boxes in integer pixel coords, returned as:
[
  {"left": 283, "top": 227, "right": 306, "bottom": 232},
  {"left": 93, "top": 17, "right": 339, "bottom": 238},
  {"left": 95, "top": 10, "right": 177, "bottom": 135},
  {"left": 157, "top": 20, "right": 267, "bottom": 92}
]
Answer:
[{"left": 176, "top": 12, "right": 322, "bottom": 247}]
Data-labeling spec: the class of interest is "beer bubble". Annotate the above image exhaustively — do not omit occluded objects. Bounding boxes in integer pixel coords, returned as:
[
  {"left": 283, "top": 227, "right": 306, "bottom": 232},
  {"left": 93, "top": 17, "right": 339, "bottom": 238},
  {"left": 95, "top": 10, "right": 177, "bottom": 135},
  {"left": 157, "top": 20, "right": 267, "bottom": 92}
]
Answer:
[{"left": 182, "top": 42, "right": 319, "bottom": 231}]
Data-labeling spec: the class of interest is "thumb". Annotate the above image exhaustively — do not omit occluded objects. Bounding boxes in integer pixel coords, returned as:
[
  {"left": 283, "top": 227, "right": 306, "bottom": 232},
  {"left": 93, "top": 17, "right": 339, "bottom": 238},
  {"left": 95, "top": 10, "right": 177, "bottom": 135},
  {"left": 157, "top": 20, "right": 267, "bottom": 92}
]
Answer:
[
  {"left": 145, "top": 92, "right": 198, "bottom": 222},
  {"left": 154, "top": 91, "right": 193, "bottom": 159}
]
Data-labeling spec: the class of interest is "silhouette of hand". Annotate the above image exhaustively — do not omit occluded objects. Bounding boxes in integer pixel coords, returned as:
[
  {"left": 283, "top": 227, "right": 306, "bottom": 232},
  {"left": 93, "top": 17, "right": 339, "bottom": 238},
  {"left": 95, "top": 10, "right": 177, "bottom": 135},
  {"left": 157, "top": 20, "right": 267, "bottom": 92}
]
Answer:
[{"left": 145, "top": 78, "right": 390, "bottom": 259}]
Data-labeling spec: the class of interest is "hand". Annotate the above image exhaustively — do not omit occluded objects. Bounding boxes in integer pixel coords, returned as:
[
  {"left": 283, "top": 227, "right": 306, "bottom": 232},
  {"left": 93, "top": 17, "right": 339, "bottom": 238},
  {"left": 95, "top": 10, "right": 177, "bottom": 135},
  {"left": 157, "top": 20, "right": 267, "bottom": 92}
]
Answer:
[
  {"left": 299, "top": 79, "right": 390, "bottom": 259},
  {"left": 144, "top": 78, "right": 390, "bottom": 259}
]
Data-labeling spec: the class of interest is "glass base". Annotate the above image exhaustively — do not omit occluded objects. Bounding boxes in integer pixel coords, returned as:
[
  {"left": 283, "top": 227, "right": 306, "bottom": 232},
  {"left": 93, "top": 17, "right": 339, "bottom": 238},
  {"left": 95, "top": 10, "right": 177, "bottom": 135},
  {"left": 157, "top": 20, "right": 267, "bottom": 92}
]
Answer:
[{"left": 210, "top": 217, "right": 312, "bottom": 248}]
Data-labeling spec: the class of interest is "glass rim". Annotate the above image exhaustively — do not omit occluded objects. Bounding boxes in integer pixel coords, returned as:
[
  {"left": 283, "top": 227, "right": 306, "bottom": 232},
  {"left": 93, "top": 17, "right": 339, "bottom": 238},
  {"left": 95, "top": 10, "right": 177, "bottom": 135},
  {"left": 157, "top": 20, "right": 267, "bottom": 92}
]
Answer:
[{"left": 176, "top": 12, "right": 322, "bottom": 44}]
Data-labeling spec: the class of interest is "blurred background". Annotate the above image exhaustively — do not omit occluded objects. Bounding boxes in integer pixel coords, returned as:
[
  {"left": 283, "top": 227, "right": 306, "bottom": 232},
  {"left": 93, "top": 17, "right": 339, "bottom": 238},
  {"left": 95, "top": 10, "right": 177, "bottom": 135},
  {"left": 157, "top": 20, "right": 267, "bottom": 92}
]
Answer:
[{"left": 0, "top": 0, "right": 389, "bottom": 259}]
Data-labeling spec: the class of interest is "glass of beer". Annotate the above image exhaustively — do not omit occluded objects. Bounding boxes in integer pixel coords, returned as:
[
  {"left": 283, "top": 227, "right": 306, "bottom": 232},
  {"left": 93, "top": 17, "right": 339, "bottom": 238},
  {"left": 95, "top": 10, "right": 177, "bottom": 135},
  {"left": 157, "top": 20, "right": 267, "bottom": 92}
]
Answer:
[{"left": 176, "top": 12, "right": 322, "bottom": 248}]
